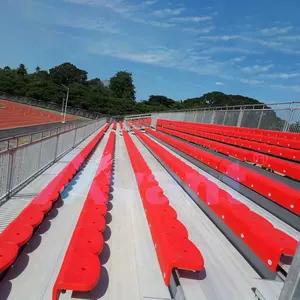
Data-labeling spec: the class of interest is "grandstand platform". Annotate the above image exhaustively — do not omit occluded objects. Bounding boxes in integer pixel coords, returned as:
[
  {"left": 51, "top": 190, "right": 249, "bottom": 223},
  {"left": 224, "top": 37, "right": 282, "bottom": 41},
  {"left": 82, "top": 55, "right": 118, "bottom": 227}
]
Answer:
[{"left": 0, "top": 117, "right": 299, "bottom": 300}]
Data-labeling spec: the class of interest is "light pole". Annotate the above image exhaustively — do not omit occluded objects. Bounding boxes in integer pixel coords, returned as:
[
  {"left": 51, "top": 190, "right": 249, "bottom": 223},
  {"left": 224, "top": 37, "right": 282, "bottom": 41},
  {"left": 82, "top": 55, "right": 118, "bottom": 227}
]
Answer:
[
  {"left": 61, "top": 84, "right": 69, "bottom": 124},
  {"left": 61, "top": 97, "right": 65, "bottom": 115}
]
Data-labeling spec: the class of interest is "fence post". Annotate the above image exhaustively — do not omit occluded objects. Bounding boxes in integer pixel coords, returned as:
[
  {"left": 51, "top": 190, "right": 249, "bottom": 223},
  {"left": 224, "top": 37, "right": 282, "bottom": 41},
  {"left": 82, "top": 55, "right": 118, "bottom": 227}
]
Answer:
[
  {"left": 279, "top": 241, "right": 300, "bottom": 300},
  {"left": 237, "top": 110, "right": 244, "bottom": 127},
  {"left": 223, "top": 110, "right": 228, "bottom": 125},
  {"left": 54, "top": 134, "right": 60, "bottom": 160},
  {"left": 211, "top": 111, "right": 216, "bottom": 124},
  {"left": 6, "top": 150, "right": 15, "bottom": 200},
  {"left": 37, "top": 141, "right": 43, "bottom": 169},
  {"left": 73, "top": 128, "right": 78, "bottom": 147},
  {"left": 257, "top": 109, "right": 264, "bottom": 129},
  {"left": 193, "top": 111, "right": 198, "bottom": 123},
  {"left": 284, "top": 109, "right": 294, "bottom": 132}
]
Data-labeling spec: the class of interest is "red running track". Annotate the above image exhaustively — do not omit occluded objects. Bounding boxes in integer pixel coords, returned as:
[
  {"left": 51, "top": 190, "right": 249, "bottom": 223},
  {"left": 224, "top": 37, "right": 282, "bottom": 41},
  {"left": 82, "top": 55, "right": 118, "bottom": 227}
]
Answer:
[{"left": 0, "top": 100, "right": 77, "bottom": 129}]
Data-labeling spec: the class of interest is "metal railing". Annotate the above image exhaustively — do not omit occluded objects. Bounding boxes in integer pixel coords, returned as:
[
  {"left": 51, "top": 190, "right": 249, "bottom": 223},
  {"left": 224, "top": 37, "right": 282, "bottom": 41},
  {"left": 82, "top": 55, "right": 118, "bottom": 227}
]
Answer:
[
  {"left": 0, "top": 118, "right": 107, "bottom": 204},
  {"left": 126, "top": 102, "right": 300, "bottom": 133},
  {"left": 0, "top": 91, "right": 105, "bottom": 119}
]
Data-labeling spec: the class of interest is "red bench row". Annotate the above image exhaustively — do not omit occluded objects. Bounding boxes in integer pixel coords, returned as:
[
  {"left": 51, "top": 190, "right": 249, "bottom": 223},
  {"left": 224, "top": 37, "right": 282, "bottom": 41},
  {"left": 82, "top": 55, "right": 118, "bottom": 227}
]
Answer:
[
  {"left": 112, "top": 122, "right": 117, "bottom": 131},
  {"left": 135, "top": 129, "right": 298, "bottom": 273},
  {"left": 119, "top": 121, "right": 123, "bottom": 129},
  {"left": 203, "top": 121, "right": 299, "bottom": 140},
  {"left": 157, "top": 120, "right": 300, "bottom": 153},
  {"left": 147, "top": 128, "right": 300, "bottom": 216},
  {"left": 0, "top": 123, "right": 110, "bottom": 274},
  {"left": 157, "top": 126, "right": 300, "bottom": 181},
  {"left": 53, "top": 131, "right": 115, "bottom": 300},
  {"left": 123, "top": 130, "right": 204, "bottom": 284},
  {"left": 157, "top": 120, "right": 299, "bottom": 163}
]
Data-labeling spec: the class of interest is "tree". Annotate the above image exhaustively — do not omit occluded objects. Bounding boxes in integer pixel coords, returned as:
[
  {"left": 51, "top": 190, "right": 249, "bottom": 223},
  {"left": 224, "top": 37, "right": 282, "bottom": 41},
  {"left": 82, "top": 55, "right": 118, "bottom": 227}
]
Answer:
[
  {"left": 49, "top": 62, "right": 87, "bottom": 85},
  {"left": 148, "top": 95, "right": 175, "bottom": 108},
  {"left": 109, "top": 71, "right": 135, "bottom": 101},
  {"left": 17, "top": 63, "right": 27, "bottom": 76},
  {"left": 0, "top": 61, "right": 273, "bottom": 118}
]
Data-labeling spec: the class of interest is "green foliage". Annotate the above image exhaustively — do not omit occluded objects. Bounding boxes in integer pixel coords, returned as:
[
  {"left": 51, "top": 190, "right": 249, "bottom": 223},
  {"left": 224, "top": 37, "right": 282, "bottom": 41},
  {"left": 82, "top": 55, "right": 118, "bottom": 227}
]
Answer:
[
  {"left": 0, "top": 62, "right": 265, "bottom": 116},
  {"left": 17, "top": 64, "right": 27, "bottom": 76},
  {"left": 49, "top": 62, "right": 88, "bottom": 85},
  {"left": 109, "top": 71, "right": 135, "bottom": 101}
]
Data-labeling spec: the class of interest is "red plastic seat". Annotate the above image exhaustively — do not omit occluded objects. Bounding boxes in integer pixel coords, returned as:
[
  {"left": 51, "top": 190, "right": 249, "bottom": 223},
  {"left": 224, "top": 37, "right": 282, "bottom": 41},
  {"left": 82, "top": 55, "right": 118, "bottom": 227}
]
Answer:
[
  {"left": 52, "top": 131, "right": 115, "bottom": 299},
  {"left": 77, "top": 212, "right": 106, "bottom": 232},
  {"left": 70, "top": 228, "right": 104, "bottom": 254},
  {"left": 53, "top": 252, "right": 100, "bottom": 300},
  {"left": 156, "top": 234, "right": 204, "bottom": 284},
  {"left": 123, "top": 130, "right": 204, "bottom": 285},
  {"left": 16, "top": 206, "right": 44, "bottom": 227},
  {"left": 0, "top": 241, "right": 19, "bottom": 272},
  {"left": 137, "top": 128, "right": 298, "bottom": 274},
  {"left": 0, "top": 222, "right": 33, "bottom": 247}
]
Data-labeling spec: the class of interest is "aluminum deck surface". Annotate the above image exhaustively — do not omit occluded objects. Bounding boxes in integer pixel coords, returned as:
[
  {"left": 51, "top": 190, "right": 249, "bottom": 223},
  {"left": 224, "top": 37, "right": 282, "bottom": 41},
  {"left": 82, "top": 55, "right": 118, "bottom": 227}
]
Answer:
[
  {"left": 132, "top": 134, "right": 259, "bottom": 300},
  {"left": 0, "top": 126, "right": 298, "bottom": 300},
  {"left": 144, "top": 133, "right": 300, "bottom": 241}
]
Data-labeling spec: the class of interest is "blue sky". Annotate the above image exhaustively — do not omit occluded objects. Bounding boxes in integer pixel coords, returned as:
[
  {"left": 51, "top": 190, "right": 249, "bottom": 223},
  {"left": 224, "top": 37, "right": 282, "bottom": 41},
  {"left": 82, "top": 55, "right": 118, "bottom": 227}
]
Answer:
[{"left": 1, "top": 0, "right": 300, "bottom": 102}]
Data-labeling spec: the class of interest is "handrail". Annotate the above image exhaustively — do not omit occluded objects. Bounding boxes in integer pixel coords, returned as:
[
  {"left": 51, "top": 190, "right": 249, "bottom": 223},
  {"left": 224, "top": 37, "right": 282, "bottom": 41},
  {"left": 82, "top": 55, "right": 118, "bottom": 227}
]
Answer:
[{"left": 0, "top": 119, "right": 98, "bottom": 143}]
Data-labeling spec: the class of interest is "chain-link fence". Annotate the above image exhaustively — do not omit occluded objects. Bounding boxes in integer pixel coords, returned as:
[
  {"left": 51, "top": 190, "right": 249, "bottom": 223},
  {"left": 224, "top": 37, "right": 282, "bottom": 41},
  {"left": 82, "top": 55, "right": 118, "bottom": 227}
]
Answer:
[
  {"left": 145, "top": 102, "right": 300, "bottom": 133},
  {"left": 0, "top": 118, "right": 106, "bottom": 204}
]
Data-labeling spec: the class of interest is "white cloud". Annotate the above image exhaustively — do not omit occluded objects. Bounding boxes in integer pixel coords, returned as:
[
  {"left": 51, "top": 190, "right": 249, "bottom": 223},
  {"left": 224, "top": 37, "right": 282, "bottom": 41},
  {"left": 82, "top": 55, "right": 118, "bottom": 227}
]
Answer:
[
  {"left": 64, "top": 0, "right": 136, "bottom": 18},
  {"left": 261, "top": 73, "right": 300, "bottom": 79},
  {"left": 240, "top": 78, "right": 264, "bottom": 85},
  {"left": 231, "top": 56, "right": 246, "bottom": 62},
  {"left": 199, "top": 35, "right": 241, "bottom": 41},
  {"left": 182, "top": 26, "right": 214, "bottom": 34},
  {"left": 59, "top": 17, "right": 118, "bottom": 33},
  {"left": 88, "top": 41, "right": 225, "bottom": 76},
  {"left": 260, "top": 26, "right": 293, "bottom": 36},
  {"left": 216, "top": 82, "right": 225, "bottom": 86},
  {"left": 242, "top": 64, "right": 274, "bottom": 73},
  {"left": 199, "top": 47, "right": 260, "bottom": 55},
  {"left": 270, "top": 84, "right": 300, "bottom": 92},
  {"left": 279, "top": 35, "right": 300, "bottom": 41},
  {"left": 170, "top": 16, "right": 212, "bottom": 22},
  {"left": 198, "top": 35, "right": 282, "bottom": 48},
  {"left": 152, "top": 8, "right": 185, "bottom": 17},
  {"left": 143, "top": 0, "right": 157, "bottom": 5}
]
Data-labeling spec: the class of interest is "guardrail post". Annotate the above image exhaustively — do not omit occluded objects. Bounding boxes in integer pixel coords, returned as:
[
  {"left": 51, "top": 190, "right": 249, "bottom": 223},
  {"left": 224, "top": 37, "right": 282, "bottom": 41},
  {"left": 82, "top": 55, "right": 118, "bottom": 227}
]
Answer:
[
  {"left": 257, "top": 109, "right": 264, "bottom": 129},
  {"left": 6, "top": 150, "right": 15, "bottom": 200},
  {"left": 279, "top": 241, "right": 300, "bottom": 300},
  {"left": 237, "top": 110, "right": 244, "bottom": 127},
  {"left": 73, "top": 128, "right": 78, "bottom": 147},
  {"left": 54, "top": 134, "right": 59, "bottom": 160}
]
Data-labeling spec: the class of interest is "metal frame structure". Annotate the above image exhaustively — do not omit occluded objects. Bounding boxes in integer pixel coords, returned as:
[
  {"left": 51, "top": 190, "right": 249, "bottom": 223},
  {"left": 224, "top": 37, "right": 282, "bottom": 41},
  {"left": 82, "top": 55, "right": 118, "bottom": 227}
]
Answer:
[
  {"left": 125, "top": 101, "right": 300, "bottom": 133},
  {"left": 279, "top": 242, "right": 300, "bottom": 300},
  {"left": 0, "top": 118, "right": 107, "bottom": 205}
]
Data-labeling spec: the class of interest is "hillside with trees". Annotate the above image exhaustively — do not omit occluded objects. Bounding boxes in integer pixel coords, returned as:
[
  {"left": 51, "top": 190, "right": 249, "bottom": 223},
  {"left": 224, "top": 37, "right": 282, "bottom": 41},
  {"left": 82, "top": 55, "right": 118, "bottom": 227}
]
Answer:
[{"left": 0, "top": 62, "right": 264, "bottom": 116}]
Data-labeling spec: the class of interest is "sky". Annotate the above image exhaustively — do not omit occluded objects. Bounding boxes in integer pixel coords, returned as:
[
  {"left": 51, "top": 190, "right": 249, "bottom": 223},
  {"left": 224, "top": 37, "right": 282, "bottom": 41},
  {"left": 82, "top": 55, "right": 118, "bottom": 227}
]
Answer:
[{"left": 0, "top": 0, "right": 300, "bottom": 103}]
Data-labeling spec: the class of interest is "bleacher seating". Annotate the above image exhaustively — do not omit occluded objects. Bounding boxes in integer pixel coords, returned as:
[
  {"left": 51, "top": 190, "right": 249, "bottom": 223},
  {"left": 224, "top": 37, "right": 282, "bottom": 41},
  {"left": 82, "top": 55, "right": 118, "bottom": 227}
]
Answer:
[
  {"left": 157, "top": 120, "right": 299, "bottom": 162},
  {"left": 0, "top": 123, "right": 110, "bottom": 274},
  {"left": 160, "top": 120, "right": 300, "bottom": 150},
  {"left": 123, "top": 130, "right": 204, "bottom": 284},
  {"left": 52, "top": 130, "right": 115, "bottom": 300},
  {"left": 156, "top": 125, "right": 300, "bottom": 181},
  {"left": 112, "top": 122, "right": 117, "bottom": 130},
  {"left": 127, "top": 118, "right": 152, "bottom": 129},
  {"left": 119, "top": 121, "right": 123, "bottom": 129},
  {"left": 147, "top": 128, "right": 300, "bottom": 216},
  {"left": 135, "top": 129, "right": 298, "bottom": 274}
]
